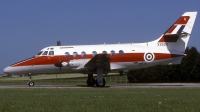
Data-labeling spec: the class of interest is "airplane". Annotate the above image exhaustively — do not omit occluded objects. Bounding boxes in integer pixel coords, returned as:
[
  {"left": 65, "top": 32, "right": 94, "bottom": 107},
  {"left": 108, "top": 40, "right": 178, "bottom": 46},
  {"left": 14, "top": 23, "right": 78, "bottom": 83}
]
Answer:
[{"left": 3, "top": 12, "right": 197, "bottom": 87}]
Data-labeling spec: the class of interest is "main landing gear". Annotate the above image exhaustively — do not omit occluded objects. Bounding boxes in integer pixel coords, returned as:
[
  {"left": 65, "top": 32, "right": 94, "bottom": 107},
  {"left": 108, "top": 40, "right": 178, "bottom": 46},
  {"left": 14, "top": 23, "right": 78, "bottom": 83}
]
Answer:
[
  {"left": 27, "top": 73, "right": 35, "bottom": 86},
  {"left": 87, "top": 67, "right": 106, "bottom": 87},
  {"left": 87, "top": 74, "right": 96, "bottom": 86}
]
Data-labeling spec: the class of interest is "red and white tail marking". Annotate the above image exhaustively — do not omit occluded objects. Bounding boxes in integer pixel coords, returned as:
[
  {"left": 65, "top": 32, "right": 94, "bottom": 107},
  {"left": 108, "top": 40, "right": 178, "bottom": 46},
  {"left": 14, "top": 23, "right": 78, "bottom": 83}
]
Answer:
[
  {"left": 146, "top": 12, "right": 197, "bottom": 54},
  {"left": 157, "top": 12, "right": 197, "bottom": 43},
  {"left": 164, "top": 16, "right": 190, "bottom": 35}
]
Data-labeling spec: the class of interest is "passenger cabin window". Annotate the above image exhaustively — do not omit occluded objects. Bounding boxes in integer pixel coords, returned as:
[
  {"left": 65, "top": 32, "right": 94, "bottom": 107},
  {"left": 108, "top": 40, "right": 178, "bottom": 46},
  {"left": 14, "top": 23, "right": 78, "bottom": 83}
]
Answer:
[
  {"left": 37, "top": 51, "right": 43, "bottom": 55},
  {"left": 81, "top": 51, "right": 86, "bottom": 57},
  {"left": 102, "top": 51, "right": 107, "bottom": 54},
  {"left": 119, "top": 50, "right": 124, "bottom": 56},
  {"left": 92, "top": 51, "right": 97, "bottom": 57},
  {"left": 65, "top": 52, "right": 70, "bottom": 58},
  {"left": 42, "top": 51, "right": 48, "bottom": 55},
  {"left": 73, "top": 52, "right": 78, "bottom": 58},
  {"left": 110, "top": 50, "right": 115, "bottom": 56},
  {"left": 49, "top": 51, "right": 54, "bottom": 55}
]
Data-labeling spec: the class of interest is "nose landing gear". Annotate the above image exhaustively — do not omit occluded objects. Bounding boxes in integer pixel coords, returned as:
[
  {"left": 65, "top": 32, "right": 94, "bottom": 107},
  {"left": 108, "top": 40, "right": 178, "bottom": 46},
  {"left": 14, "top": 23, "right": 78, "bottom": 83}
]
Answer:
[
  {"left": 27, "top": 73, "right": 35, "bottom": 86},
  {"left": 28, "top": 81, "right": 35, "bottom": 86}
]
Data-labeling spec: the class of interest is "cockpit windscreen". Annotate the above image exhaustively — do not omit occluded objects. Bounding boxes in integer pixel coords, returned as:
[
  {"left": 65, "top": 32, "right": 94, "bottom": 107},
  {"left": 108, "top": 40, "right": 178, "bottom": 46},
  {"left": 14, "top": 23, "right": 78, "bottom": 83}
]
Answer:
[
  {"left": 35, "top": 50, "right": 54, "bottom": 57},
  {"left": 36, "top": 51, "right": 43, "bottom": 55}
]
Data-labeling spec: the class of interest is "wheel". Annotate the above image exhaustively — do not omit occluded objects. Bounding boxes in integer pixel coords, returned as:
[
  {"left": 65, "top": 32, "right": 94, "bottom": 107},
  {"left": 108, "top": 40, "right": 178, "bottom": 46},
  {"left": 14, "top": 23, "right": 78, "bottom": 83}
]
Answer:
[
  {"left": 96, "top": 78, "right": 106, "bottom": 87},
  {"left": 87, "top": 78, "right": 96, "bottom": 86},
  {"left": 28, "top": 81, "right": 35, "bottom": 86}
]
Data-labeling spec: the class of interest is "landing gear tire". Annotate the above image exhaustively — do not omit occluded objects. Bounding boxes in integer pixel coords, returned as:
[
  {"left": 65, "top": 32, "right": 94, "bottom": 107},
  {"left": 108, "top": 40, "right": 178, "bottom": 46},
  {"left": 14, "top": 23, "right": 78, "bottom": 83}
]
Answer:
[
  {"left": 96, "top": 78, "right": 106, "bottom": 87},
  {"left": 28, "top": 81, "right": 35, "bottom": 87},
  {"left": 87, "top": 78, "right": 96, "bottom": 86}
]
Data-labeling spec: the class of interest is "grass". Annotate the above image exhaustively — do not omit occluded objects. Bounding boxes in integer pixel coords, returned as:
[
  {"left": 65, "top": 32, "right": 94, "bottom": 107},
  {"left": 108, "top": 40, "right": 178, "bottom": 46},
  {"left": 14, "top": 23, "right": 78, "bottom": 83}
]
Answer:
[
  {"left": 1, "top": 74, "right": 199, "bottom": 111},
  {"left": 0, "top": 88, "right": 200, "bottom": 112}
]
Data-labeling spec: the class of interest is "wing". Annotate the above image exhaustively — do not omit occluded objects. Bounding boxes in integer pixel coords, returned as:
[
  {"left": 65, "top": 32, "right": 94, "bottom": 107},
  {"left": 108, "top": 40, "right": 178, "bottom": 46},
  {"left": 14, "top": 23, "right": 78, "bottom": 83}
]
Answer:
[{"left": 84, "top": 54, "right": 110, "bottom": 72}]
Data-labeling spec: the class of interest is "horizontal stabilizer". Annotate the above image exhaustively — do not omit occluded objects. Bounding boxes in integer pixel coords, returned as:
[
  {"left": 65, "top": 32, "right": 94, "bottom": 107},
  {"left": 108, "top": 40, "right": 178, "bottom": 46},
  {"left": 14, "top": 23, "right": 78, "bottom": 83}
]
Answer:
[{"left": 159, "top": 32, "right": 189, "bottom": 42}]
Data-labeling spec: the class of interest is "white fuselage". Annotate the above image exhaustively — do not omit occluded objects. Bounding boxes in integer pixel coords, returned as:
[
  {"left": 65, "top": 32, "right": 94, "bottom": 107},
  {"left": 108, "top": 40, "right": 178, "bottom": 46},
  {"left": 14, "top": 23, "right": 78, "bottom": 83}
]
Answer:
[{"left": 4, "top": 43, "right": 183, "bottom": 75}]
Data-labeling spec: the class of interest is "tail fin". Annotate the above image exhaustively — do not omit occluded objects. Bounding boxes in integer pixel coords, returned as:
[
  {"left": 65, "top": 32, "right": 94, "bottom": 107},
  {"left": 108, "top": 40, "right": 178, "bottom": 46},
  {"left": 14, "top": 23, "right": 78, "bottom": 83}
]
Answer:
[
  {"left": 163, "top": 12, "right": 197, "bottom": 36},
  {"left": 150, "top": 12, "right": 197, "bottom": 53}
]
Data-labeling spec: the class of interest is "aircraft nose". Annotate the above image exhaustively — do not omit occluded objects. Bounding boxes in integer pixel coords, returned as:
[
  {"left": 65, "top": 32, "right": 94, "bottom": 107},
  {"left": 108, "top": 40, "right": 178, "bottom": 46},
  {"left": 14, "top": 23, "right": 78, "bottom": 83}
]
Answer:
[
  {"left": 4, "top": 66, "right": 32, "bottom": 74},
  {"left": 4, "top": 66, "right": 12, "bottom": 74}
]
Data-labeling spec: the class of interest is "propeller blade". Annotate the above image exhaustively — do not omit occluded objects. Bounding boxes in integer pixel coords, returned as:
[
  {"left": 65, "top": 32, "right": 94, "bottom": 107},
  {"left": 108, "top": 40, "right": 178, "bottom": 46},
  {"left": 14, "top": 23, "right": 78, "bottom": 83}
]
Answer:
[
  {"left": 54, "top": 57, "right": 62, "bottom": 71},
  {"left": 54, "top": 62, "right": 62, "bottom": 68}
]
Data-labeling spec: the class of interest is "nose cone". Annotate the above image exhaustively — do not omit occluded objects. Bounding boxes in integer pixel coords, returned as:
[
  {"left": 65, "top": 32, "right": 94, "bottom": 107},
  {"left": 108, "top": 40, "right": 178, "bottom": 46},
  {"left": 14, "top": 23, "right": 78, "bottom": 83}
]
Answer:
[
  {"left": 4, "top": 66, "right": 12, "bottom": 74},
  {"left": 4, "top": 66, "right": 23, "bottom": 74},
  {"left": 4, "top": 66, "right": 32, "bottom": 74}
]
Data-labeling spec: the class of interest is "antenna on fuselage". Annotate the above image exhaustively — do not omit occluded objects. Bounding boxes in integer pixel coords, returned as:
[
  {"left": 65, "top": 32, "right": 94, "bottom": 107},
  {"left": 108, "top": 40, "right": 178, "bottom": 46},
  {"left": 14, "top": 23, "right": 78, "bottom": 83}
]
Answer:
[{"left": 57, "top": 41, "right": 61, "bottom": 46}]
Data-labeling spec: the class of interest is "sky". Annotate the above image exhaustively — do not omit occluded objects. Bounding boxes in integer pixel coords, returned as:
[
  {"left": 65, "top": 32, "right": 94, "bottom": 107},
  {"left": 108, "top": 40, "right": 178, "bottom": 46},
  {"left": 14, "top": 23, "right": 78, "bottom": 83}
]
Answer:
[{"left": 0, "top": 0, "right": 200, "bottom": 73}]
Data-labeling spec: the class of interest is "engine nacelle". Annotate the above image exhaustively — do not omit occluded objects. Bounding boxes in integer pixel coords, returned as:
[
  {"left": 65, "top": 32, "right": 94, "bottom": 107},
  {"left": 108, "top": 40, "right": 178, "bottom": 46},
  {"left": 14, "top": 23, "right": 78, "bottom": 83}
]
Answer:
[
  {"left": 61, "top": 59, "right": 90, "bottom": 68},
  {"left": 67, "top": 60, "right": 81, "bottom": 68}
]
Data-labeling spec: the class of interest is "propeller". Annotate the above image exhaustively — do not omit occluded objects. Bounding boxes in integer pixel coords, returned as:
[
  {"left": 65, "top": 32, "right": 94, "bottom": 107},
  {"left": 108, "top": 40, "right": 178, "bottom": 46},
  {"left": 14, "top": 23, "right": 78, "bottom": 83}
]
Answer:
[
  {"left": 54, "top": 57, "right": 62, "bottom": 71},
  {"left": 54, "top": 55, "right": 69, "bottom": 71}
]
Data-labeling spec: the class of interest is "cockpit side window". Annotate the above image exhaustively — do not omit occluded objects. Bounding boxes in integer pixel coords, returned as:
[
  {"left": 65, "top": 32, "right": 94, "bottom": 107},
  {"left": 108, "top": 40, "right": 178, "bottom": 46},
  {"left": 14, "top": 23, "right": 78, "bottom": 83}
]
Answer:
[
  {"left": 37, "top": 51, "right": 43, "bottom": 55},
  {"left": 42, "top": 51, "right": 48, "bottom": 55},
  {"left": 49, "top": 51, "right": 54, "bottom": 55}
]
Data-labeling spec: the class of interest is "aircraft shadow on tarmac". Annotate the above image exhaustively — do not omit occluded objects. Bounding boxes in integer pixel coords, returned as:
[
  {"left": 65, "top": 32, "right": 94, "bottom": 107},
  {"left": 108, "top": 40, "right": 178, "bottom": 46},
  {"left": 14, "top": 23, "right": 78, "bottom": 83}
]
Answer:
[{"left": 76, "top": 85, "right": 110, "bottom": 88}]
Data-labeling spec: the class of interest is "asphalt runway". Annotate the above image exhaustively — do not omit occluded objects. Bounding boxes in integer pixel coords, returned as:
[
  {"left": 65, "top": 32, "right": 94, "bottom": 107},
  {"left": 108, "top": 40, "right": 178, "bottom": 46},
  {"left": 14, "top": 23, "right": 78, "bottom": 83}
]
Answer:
[{"left": 0, "top": 83, "right": 200, "bottom": 89}]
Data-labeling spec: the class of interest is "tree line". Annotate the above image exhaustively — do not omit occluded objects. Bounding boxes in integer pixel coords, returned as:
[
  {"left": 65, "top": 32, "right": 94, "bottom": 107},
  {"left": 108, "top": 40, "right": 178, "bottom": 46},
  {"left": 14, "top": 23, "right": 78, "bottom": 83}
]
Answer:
[{"left": 127, "top": 47, "right": 200, "bottom": 82}]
